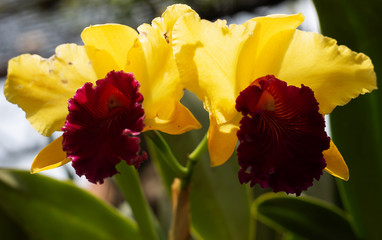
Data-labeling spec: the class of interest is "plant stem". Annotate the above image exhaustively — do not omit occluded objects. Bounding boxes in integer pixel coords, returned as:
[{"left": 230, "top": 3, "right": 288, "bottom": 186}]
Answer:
[
  {"left": 170, "top": 134, "right": 208, "bottom": 239},
  {"left": 169, "top": 179, "right": 190, "bottom": 240},
  {"left": 181, "top": 133, "right": 208, "bottom": 189},
  {"left": 188, "top": 133, "right": 208, "bottom": 162},
  {"left": 145, "top": 131, "right": 188, "bottom": 178},
  {"left": 114, "top": 162, "right": 158, "bottom": 240}
]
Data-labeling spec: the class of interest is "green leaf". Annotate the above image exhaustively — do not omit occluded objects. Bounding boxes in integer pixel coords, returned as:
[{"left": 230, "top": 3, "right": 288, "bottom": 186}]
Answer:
[
  {"left": 254, "top": 193, "right": 358, "bottom": 240},
  {"left": 190, "top": 155, "right": 253, "bottom": 240},
  {"left": 0, "top": 169, "right": 141, "bottom": 240},
  {"left": 114, "top": 162, "right": 160, "bottom": 240},
  {"left": 0, "top": 207, "right": 30, "bottom": 240},
  {"left": 313, "top": 1, "right": 382, "bottom": 239},
  {"left": 144, "top": 132, "right": 180, "bottom": 194}
]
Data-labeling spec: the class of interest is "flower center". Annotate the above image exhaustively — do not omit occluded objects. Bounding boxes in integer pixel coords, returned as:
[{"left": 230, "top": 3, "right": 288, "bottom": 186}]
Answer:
[
  {"left": 255, "top": 89, "right": 275, "bottom": 113},
  {"left": 108, "top": 93, "right": 129, "bottom": 110},
  {"left": 249, "top": 79, "right": 276, "bottom": 113}
]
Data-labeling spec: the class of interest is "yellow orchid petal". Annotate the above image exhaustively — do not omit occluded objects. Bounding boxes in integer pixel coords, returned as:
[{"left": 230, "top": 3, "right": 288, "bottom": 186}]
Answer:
[
  {"left": 127, "top": 22, "right": 200, "bottom": 134},
  {"left": 81, "top": 24, "right": 138, "bottom": 71},
  {"left": 144, "top": 102, "right": 201, "bottom": 134},
  {"left": 323, "top": 140, "right": 349, "bottom": 181},
  {"left": 173, "top": 12, "right": 257, "bottom": 125},
  {"left": 31, "top": 136, "right": 71, "bottom": 174},
  {"left": 238, "top": 14, "right": 304, "bottom": 89},
  {"left": 247, "top": 13, "right": 304, "bottom": 37},
  {"left": 151, "top": 4, "right": 196, "bottom": 42},
  {"left": 208, "top": 116, "right": 240, "bottom": 166},
  {"left": 132, "top": 23, "right": 181, "bottom": 115},
  {"left": 5, "top": 44, "right": 97, "bottom": 136},
  {"left": 84, "top": 45, "right": 119, "bottom": 79},
  {"left": 271, "top": 30, "right": 376, "bottom": 114}
]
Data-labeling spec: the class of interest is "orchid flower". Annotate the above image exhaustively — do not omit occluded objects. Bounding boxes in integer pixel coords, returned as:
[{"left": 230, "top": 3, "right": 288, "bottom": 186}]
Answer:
[
  {"left": 172, "top": 10, "right": 376, "bottom": 194},
  {"left": 5, "top": 5, "right": 200, "bottom": 183}
]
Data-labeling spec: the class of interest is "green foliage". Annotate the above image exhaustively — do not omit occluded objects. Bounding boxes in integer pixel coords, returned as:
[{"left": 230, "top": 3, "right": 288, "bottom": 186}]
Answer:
[
  {"left": 254, "top": 193, "right": 358, "bottom": 240},
  {"left": 145, "top": 132, "right": 178, "bottom": 194},
  {"left": 190, "top": 154, "right": 253, "bottom": 240},
  {"left": 0, "top": 169, "right": 140, "bottom": 240},
  {"left": 114, "top": 162, "right": 161, "bottom": 240},
  {"left": 313, "top": 1, "right": 382, "bottom": 239},
  {"left": 0, "top": 207, "right": 29, "bottom": 240}
]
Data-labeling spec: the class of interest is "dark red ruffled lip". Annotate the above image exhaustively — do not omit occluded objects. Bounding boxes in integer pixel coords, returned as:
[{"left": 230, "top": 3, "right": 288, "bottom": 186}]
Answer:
[
  {"left": 62, "top": 70, "right": 147, "bottom": 184},
  {"left": 236, "top": 75, "right": 330, "bottom": 195}
]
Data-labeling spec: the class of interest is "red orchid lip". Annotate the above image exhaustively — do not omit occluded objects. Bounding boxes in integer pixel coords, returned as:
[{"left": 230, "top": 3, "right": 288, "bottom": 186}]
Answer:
[
  {"left": 236, "top": 75, "right": 330, "bottom": 195},
  {"left": 62, "top": 70, "right": 146, "bottom": 184}
]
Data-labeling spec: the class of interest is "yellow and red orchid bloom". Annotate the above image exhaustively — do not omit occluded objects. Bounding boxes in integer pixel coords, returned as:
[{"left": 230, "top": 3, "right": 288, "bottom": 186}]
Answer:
[
  {"left": 172, "top": 11, "right": 376, "bottom": 194},
  {"left": 4, "top": 4, "right": 200, "bottom": 183}
]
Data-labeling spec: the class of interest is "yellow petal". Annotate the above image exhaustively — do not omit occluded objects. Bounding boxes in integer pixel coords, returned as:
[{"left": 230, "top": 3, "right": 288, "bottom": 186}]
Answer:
[
  {"left": 5, "top": 44, "right": 97, "bottom": 136},
  {"left": 144, "top": 102, "right": 201, "bottom": 134},
  {"left": 31, "top": 136, "right": 71, "bottom": 174},
  {"left": 244, "top": 13, "right": 304, "bottom": 61},
  {"left": 84, "top": 45, "right": 119, "bottom": 79},
  {"left": 238, "top": 14, "right": 304, "bottom": 90},
  {"left": 81, "top": 24, "right": 138, "bottom": 71},
  {"left": 208, "top": 115, "right": 240, "bottom": 166},
  {"left": 125, "top": 22, "right": 200, "bottom": 134},
  {"left": 133, "top": 23, "right": 181, "bottom": 114},
  {"left": 173, "top": 12, "right": 257, "bottom": 125},
  {"left": 151, "top": 4, "right": 196, "bottom": 42},
  {"left": 267, "top": 30, "right": 376, "bottom": 114},
  {"left": 323, "top": 140, "right": 349, "bottom": 181}
]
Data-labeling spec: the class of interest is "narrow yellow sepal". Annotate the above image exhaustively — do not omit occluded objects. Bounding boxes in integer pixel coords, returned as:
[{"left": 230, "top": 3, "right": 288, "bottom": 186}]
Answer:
[
  {"left": 31, "top": 136, "right": 71, "bottom": 174},
  {"left": 143, "top": 102, "right": 201, "bottom": 135},
  {"left": 323, "top": 140, "right": 349, "bottom": 181},
  {"left": 208, "top": 115, "right": 241, "bottom": 167},
  {"left": 127, "top": 20, "right": 200, "bottom": 134}
]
